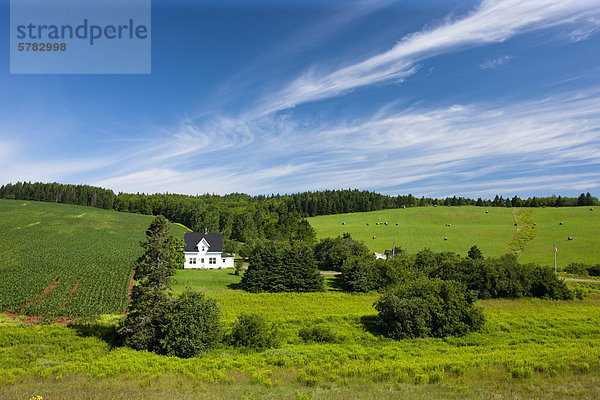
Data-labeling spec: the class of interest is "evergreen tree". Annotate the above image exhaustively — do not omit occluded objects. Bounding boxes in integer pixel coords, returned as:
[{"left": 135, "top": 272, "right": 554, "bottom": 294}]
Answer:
[{"left": 119, "top": 216, "right": 185, "bottom": 351}]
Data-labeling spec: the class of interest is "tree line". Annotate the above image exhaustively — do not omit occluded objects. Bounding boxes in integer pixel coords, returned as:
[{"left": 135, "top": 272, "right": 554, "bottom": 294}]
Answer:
[{"left": 1, "top": 182, "right": 597, "bottom": 247}]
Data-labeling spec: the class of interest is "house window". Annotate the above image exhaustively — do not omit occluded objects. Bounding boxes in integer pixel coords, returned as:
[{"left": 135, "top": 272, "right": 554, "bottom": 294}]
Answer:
[
  {"left": 209, "top": 257, "right": 216, "bottom": 264},
  {"left": 189, "top": 257, "right": 196, "bottom": 264},
  {"left": 201, "top": 258, "right": 204, "bottom": 264},
  {"left": 202, "top": 246, "right": 205, "bottom": 251}
]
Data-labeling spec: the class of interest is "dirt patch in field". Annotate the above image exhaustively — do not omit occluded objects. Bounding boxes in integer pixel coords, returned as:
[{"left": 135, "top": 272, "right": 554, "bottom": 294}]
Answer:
[
  {"left": 125, "top": 269, "right": 136, "bottom": 310},
  {"left": 61, "top": 281, "right": 81, "bottom": 309},
  {"left": 44, "top": 280, "right": 59, "bottom": 294}
]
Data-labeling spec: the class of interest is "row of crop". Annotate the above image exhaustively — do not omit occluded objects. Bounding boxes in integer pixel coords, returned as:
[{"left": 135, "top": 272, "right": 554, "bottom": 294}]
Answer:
[{"left": 0, "top": 203, "right": 147, "bottom": 321}]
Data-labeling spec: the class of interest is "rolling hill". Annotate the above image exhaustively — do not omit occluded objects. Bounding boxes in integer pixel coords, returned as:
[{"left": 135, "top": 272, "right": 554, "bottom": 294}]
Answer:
[
  {"left": 0, "top": 199, "right": 186, "bottom": 321},
  {"left": 308, "top": 206, "right": 600, "bottom": 267}
]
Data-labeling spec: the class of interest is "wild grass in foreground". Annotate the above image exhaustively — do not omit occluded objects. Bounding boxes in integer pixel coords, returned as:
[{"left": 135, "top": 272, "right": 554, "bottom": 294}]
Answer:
[{"left": 2, "top": 268, "right": 600, "bottom": 399}]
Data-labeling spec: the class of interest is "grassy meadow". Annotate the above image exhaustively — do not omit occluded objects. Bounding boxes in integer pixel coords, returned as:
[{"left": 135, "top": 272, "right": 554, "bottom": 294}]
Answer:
[
  {"left": 308, "top": 206, "right": 600, "bottom": 268},
  {"left": 2, "top": 269, "right": 600, "bottom": 399},
  {"left": 2, "top": 200, "right": 600, "bottom": 398},
  {"left": 0, "top": 199, "right": 186, "bottom": 321}
]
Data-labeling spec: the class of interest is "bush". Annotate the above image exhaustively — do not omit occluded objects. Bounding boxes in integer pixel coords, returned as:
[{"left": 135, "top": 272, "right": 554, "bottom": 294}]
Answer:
[
  {"left": 227, "top": 313, "right": 278, "bottom": 350},
  {"left": 342, "top": 254, "right": 413, "bottom": 293},
  {"left": 564, "top": 262, "right": 590, "bottom": 276},
  {"left": 313, "top": 234, "right": 370, "bottom": 271},
  {"left": 375, "top": 278, "right": 485, "bottom": 339},
  {"left": 564, "top": 262, "right": 600, "bottom": 277},
  {"left": 529, "top": 266, "right": 573, "bottom": 300},
  {"left": 299, "top": 325, "right": 341, "bottom": 343},
  {"left": 241, "top": 241, "right": 324, "bottom": 293},
  {"left": 341, "top": 255, "right": 379, "bottom": 292},
  {"left": 154, "top": 291, "right": 221, "bottom": 358}
]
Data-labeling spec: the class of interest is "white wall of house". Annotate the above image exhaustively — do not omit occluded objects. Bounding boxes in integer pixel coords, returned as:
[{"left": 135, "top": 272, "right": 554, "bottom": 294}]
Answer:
[{"left": 184, "top": 252, "right": 234, "bottom": 269}]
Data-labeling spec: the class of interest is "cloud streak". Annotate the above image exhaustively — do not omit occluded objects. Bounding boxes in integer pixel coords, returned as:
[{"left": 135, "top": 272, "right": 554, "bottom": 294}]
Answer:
[{"left": 254, "top": 0, "right": 600, "bottom": 115}]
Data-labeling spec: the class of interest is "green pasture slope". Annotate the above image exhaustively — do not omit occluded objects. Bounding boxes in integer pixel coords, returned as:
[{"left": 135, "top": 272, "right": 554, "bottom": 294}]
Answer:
[
  {"left": 0, "top": 199, "right": 186, "bottom": 321},
  {"left": 308, "top": 206, "right": 600, "bottom": 267}
]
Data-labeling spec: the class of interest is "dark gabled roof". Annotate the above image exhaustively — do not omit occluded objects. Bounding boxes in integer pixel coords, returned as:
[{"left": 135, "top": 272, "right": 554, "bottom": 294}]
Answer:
[
  {"left": 221, "top": 252, "right": 234, "bottom": 258},
  {"left": 183, "top": 232, "right": 223, "bottom": 252}
]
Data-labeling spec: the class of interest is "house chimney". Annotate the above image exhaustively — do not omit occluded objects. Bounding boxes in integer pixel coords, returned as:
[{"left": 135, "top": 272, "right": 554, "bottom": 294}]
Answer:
[{"left": 204, "top": 228, "right": 208, "bottom": 234}]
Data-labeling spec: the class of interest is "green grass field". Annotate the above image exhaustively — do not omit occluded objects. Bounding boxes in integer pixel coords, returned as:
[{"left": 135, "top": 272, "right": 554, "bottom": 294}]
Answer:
[
  {"left": 308, "top": 206, "right": 600, "bottom": 268},
  {"left": 0, "top": 199, "right": 186, "bottom": 321},
  {"left": 2, "top": 269, "right": 600, "bottom": 399},
  {"left": 3, "top": 200, "right": 600, "bottom": 398}
]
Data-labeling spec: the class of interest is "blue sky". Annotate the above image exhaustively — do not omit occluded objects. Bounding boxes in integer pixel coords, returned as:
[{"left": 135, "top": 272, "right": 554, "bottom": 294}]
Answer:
[{"left": 1, "top": 0, "right": 599, "bottom": 198}]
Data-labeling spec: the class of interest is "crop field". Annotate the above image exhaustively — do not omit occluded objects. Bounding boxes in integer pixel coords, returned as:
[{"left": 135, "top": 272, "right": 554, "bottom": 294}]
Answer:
[
  {"left": 0, "top": 199, "right": 186, "bottom": 321},
  {"left": 308, "top": 206, "right": 600, "bottom": 268},
  {"left": 2, "top": 269, "right": 600, "bottom": 399}
]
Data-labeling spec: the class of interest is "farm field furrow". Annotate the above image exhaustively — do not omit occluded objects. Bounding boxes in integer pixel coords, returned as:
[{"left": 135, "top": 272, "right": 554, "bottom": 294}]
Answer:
[{"left": 0, "top": 199, "right": 186, "bottom": 321}]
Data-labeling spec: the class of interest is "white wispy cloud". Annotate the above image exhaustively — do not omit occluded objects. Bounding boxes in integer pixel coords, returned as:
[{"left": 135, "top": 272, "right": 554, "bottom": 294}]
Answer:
[
  {"left": 92, "top": 87, "right": 600, "bottom": 196},
  {"left": 480, "top": 55, "right": 513, "bottom": 69},
  {"left": 253, "top": 0, "right": 600, "bottom": 115},
  {"left": 4, "top": 0, "right": 600, "bottom": 198}
]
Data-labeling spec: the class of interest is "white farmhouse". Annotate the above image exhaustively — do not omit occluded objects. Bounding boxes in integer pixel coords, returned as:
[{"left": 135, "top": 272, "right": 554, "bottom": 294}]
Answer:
[{"left": 183, "top": 231, "right": 234, "bottom": 269}]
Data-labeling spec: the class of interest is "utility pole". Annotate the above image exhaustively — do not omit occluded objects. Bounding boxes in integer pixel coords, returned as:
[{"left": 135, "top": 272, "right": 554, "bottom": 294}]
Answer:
[{"left": 553, "top": 244, "right": 557, "bottom": 274}]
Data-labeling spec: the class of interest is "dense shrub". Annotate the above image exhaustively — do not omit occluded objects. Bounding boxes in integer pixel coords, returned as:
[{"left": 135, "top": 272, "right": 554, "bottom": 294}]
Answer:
[
  {"left": 375, "top": 278, "right": 485, "bottom": 339},
  {"left": 155, "top": 291, "right": 222, "bottom": 358},
  {"left": 341, "top": 255, "right": 379, "bottom": 292},
  {"left": 313, "top": 234, "right": 370, "bottom": 271},
  {"left": 227, "top": 313, "right": 278, "bottom": 350},
  {"left": 564, "top": 262, "right": 600, "bottom": 277},
  {"left": 342, "top": 255, "right": 413, "bottom": 292},
  {"left": 529, "top": 266, "right": 573, "bottom": 300},
  {"left": 299, "top": 325, "right": 341, "bottom": 343},
  {"left": 241, "top": 241, "right": 324, "bottom": 292}
]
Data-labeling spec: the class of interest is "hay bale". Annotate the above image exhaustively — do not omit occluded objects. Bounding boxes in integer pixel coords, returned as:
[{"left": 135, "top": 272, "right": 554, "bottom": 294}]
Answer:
[
  {"left": 366, "top": 223, "right": 369, "bottom": 226},
  {"left": 591, "top": 208, "right": 594, "bottom": 211},
  {"left": 444, "top": 237, "right": 448, "bottom": 241},
  {"left": 395, "top": 223, "right": 399, "bottom": 226},
  {"left": 514, "top": 223, "right": 517, "bottom": 226},
  {"left": 372, "top": 236, "right": 376, "bottom": 240},
  {"left": 485, "top": 211, "right": 489, "bottom": 214},
  {"left": 568, "top": 236, "right": 573, "bottom": 240},
  {"left": 559, "top": 222, "right": 563, "bottom": 225},
  {"left": 342, "top": 222, "right": 345, "bottom": 225}
]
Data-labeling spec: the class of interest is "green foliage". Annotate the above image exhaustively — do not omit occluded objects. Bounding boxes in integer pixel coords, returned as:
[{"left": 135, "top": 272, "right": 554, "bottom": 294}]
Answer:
[
  {"left": 120, "top": 216, "right": 185, "bottom": 351},
  {"left": 342, "top": 254, "right": 413, "bottom": 293},
  {"left": 375, "top": 278, "right": 485, "bottom": 339},
  {"left": 313, "top": 234, "right": 370, "bottom": 271},
  {"left": 565, "top": 262, "right": 600, "bottom": 277},
  {"left": 155, "top": 291, "right": 221, "bottom": 358},
  {"left": 509, "top": 209, "right": 538, "bottom": 255},
  {"left": 226, "top": 313, "right": 278, "bottom": 350},
  {"left": 529, "top": 266, "right": 573, "bottom": 300},
  {"left": 241, "top": 241, "right": 324, "bottom": 293},
  {"left": 346, "top": 245, "right": 574, "bottom": 301},
  {"left": 298, "top": 325, "right": 341, "bottom": 344},
  {"left": 467, "top": 245, "right": 483, "bottom": 260},
  {"left": 341, "top": 255, "right": 379, "bottom": 292}
]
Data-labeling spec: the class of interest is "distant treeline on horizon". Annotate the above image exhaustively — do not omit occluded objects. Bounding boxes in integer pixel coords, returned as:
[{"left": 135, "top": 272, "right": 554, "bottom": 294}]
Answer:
[{"left": 1, "top": 181, "right": 597, "bottom": 246}]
